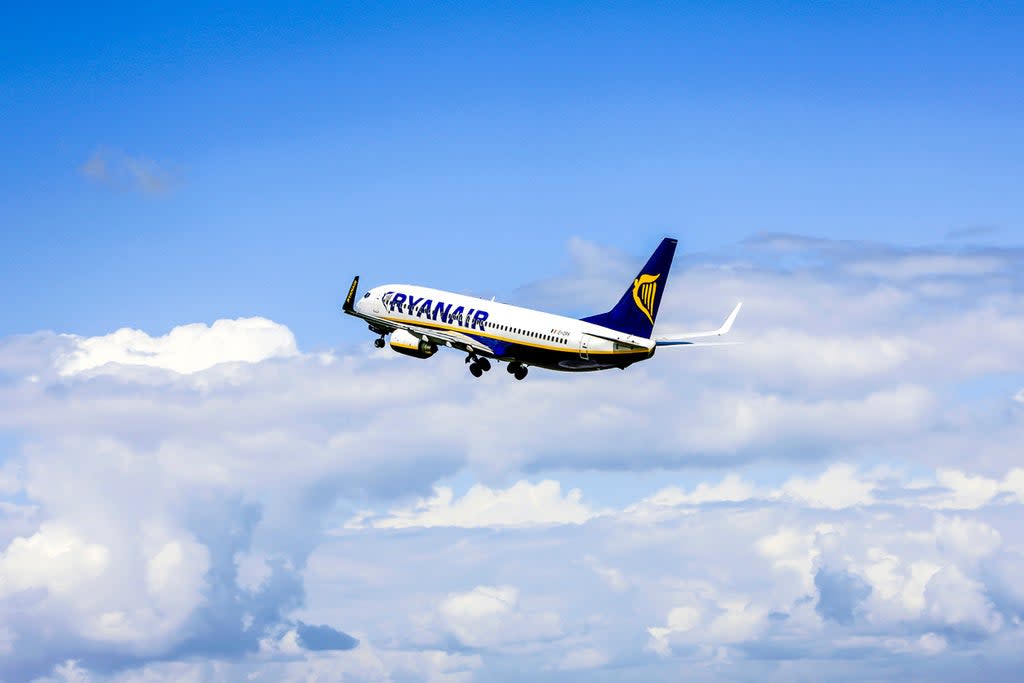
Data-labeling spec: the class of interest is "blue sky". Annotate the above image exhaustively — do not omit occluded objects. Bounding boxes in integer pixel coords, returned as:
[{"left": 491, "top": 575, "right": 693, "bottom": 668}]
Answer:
[
  {"left": 3, "top": 2, "right": 1022, "bottom": 344},
  {"left": 2, "top": 3, "right": 1024, "bottom": 683}
]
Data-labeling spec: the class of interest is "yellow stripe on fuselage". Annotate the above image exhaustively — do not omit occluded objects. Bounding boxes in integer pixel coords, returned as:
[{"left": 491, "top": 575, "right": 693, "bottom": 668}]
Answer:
[{"left": 378, "top": 315, "right": 645, "bottom": 356}]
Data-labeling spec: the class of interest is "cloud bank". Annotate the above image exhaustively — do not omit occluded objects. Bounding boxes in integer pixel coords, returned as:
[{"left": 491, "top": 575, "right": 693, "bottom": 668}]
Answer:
[{"left": 1, "top": 235, "right": 1022, "bottom": 682}]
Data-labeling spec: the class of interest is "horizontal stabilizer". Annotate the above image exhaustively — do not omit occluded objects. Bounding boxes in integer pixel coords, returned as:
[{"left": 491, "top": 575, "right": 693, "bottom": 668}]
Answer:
[{"left": 655, "top": 302, "right": 742, "bottom": 346}]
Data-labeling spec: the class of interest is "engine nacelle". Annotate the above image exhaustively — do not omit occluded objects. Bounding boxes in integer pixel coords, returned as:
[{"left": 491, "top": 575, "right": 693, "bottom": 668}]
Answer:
[{"left": 390, "top": 329, "right": 437, "bottom": 359}]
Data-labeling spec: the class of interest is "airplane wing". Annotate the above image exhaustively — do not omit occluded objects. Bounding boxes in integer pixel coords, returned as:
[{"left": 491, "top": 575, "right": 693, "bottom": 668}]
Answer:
[
  {"left": 655, "top": 302, "right": 742, "bottom": 346},
  {"left": 402, "top": 322, "right": 495, "bottom": 356}
]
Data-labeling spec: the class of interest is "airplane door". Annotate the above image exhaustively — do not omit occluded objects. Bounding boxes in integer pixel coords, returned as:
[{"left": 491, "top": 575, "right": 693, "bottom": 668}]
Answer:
[{"left": 579, "top": 335, "right": 589, "bottom": 360}]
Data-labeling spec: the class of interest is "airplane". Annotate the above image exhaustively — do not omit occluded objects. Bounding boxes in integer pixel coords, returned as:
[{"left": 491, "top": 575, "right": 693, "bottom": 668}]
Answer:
[{"left": 342, "top": 237, "right": 741, "bottom": 380}]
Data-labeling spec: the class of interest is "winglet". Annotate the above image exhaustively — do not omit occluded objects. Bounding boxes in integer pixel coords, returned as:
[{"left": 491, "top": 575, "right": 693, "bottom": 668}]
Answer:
[
  {"left": 654, "top": 302, "right": 743, "bottom": 346},
  {"left": 716, "top": 302, "right": 743, "bottom": 336},
  {"left": 342, "top": 275, "right": 360, "bottom": 313}
]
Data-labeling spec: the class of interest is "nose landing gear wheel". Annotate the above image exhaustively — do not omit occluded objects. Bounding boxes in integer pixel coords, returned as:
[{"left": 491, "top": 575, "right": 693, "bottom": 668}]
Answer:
[{"left": 374, "top": 337, "right": 385, "bottom": 348}]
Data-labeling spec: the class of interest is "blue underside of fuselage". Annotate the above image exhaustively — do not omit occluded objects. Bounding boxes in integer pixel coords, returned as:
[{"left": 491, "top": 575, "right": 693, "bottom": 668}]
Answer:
[{"left": 465, "top": 334, "right": 649, "bottom": 372}]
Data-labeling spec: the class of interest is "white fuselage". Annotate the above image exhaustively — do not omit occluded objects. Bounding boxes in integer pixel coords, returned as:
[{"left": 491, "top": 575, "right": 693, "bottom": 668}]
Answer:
[{"left": 354, "top": 284, "right": 654, "bottom": 371}]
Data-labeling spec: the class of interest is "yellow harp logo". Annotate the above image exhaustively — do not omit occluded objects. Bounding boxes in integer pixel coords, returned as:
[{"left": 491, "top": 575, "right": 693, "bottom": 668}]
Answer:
[{"left": 632, "top": 273, "right": 660, "bottom": 324}]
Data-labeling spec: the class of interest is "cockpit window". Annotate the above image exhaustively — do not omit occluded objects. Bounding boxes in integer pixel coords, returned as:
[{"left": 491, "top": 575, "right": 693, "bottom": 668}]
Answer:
[{"left": 362, "top": 292, "right": 370, "bottom": 298}]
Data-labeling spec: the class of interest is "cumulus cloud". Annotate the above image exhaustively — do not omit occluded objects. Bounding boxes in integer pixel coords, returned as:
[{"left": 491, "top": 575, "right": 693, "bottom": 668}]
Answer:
[
  {"left": 55, "top": 318, "right": 298, "bottom": 376},
  {"left": 933, "top": 516, "right": 1002, "bottom": 559},
  {"left": 919, "top": 469, "right": 1024, "bottom": 509},
  {"left": 435, "top": 586, "right": 562, "bottom": 649},
  {"left": 349, "top": 480, "right": 596, "bottom": 529},
  {"left": 647, "top": 591, "right": 770, "bottom": 655},
  {"left": 0, "top": 522, "right": 110, "bottom": 599},
  {"left": 776, "top": 464, "right": 877, "bottom": 509},
  {"left": 924, "top": 566, "right": 1003, "bottom": 635}
]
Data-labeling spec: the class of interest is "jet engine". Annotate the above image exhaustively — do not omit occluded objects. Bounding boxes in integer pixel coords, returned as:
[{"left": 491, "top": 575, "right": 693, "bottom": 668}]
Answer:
[{"left": 390, "top": 329, "right": 438, "bottom": 359}]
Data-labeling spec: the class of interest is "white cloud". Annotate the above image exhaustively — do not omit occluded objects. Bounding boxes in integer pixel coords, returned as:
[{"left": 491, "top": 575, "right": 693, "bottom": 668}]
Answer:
[
  {"left": 896, "top": 633, "right": 948, "bottom": 656},
  {"left": 55, "top": 318, "right": 297, "bottom": 376},
  {"left": 650, "top": 474, "right": 757, "bottom": 506},
  {"left": 647, "top": 592, "right": 770, "bottom": 654},
  {"left": 933, "top": 516, "right": 1002, "bottom": 559},
  {"left": 623, "top": 474, "right": 758, "bottom": 524},
  {"left": 626, "top": 465, "right": 877, "bottom": 519},
  {"left": 924, "top": 566, "right": 1003, "bottom": 634},
  {"left": 756, "top": 526, "right": 822, "bottom": 592},
  {"left": 0, "top": 520, "right": 212, "bottom": 646},
  {"left": 776, "top": 464, "right": 877, "bottom": 509},
  {"left": 835, "top": 632, "right": 948, "bottom": 656},
  {"left": 924, "top": 469, "right": 1022, "bottom": 509},
  {"left": 32, "top": 660, "right": 93, "bottom": 683},
  {"left": 0, "top": 522, "right": 110, "bottom": 597},
  {"left": 436, "top": 585, "right": 562, "bottom": 649},
  {"left": 355, "top": 480, "right": 595, "bottom": 529},
  {"left": 278, "top": 646, "right": 482, "bottom": 683}
]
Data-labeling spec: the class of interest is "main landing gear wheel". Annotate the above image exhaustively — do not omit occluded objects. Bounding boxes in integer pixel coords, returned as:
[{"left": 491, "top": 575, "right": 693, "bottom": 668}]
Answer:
[
  {"left": 507, "top": 362, "right": 528, "bottom": 380},
  {"left": 374, "top": 337, "right": 385, "bottom": 348},
  {"left": 466, "top": 354, "right": 491, "bottom": 378}
]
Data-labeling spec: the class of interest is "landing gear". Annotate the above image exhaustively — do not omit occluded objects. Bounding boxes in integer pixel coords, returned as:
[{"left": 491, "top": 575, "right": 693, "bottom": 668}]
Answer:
[
  {"left": 467, "top": 354, "right": 491, "bottom": 378},
  {"left": 374, "top": 337, "right": 385, "bottom": 348},
  {"left": 507, "top": 362, "right": 528, "bottom": 380}
]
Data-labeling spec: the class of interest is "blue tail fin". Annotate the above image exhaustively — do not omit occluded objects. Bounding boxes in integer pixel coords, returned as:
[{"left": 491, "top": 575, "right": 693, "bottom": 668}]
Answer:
[{"left": 581, "top": 237, "right": 677, "bottom": 338}]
